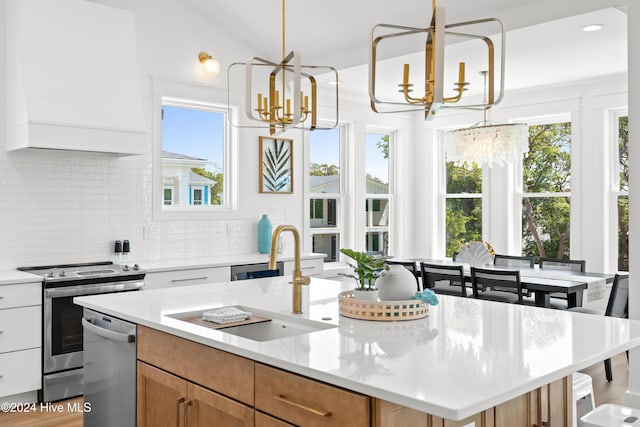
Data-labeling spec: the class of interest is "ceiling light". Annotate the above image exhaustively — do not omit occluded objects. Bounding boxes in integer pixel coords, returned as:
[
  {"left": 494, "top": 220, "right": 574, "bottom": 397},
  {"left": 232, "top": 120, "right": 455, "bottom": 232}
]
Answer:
[
  {"left": 228, "top": 0, "right": 338, "bottom": 135},
  {"left": 198, "top": 52, "right": 221, "bottom": 75},
  {"left": 446, "top": 71, "right": 528, "bottom": 168},
  {"left": 369, "top": 0, "right": 506, "bottom": 120},
  {"left": 582, "top": 24, "right": 604, "bottom": 32}
]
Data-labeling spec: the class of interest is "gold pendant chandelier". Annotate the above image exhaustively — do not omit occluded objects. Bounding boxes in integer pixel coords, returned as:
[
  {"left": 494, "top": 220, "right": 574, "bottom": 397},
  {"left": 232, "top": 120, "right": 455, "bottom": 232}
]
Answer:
[
  {"left": 369, "top": 0, "right": 506, "bottom": 120},
  {"left": 228, "top": 0, "right": 338, "bottom": 135}
]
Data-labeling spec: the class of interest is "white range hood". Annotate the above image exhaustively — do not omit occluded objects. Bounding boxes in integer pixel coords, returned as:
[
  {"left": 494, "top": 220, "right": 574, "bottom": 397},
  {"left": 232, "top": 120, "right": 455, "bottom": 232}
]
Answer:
[{"left": 6, "top": 0, "right": 147, "bottom": 155}]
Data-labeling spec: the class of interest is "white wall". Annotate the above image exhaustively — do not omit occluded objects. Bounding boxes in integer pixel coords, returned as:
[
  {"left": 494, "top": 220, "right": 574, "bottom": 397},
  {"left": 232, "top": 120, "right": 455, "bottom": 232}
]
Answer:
[
  {"left": 0, "top": 0, "right": 415, "bottom": 268},
  {"left": 0, "top": 0, "right": 299, "bottom": 268},
  {"left": 625, "top": 0, "right": 640, "bottom": 408}
]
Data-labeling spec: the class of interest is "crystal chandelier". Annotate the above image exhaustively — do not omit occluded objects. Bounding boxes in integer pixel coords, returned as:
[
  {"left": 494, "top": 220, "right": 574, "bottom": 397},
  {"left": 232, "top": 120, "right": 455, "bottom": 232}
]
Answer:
[
  {"left": 228, "top": 0, "right": 338, "bottom": 135},
  {"left": 369, "top": 0, "right": 505, "bottom": 120},
  {"left": 446, "top": 71, "right": 528, "bottom": 167}
]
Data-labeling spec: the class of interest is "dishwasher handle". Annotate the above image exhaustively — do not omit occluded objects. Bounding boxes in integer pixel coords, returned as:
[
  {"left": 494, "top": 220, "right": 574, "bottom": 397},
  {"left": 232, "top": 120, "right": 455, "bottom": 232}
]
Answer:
[{"left": 82, "top": 317, "right": 136, "bottom": 343}]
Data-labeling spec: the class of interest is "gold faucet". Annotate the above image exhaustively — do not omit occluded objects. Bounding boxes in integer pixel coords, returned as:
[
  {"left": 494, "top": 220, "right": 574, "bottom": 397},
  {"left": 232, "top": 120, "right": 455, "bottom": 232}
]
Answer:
[{"left": 269, "top": 225, "right": 310, "bottom": 314}]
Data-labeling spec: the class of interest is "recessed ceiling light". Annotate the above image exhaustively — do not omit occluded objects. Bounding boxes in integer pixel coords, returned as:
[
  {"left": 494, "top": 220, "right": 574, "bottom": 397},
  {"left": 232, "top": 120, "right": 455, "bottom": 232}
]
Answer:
[{"left": 582, "top": 24, "right": 604, "bottom": 32}]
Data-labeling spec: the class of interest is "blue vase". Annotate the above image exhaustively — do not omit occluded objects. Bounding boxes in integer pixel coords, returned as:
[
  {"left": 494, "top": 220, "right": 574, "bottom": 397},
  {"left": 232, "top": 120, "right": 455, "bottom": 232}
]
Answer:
[{"left": 258, "top": 214, "right": 272, "bottom": 254}]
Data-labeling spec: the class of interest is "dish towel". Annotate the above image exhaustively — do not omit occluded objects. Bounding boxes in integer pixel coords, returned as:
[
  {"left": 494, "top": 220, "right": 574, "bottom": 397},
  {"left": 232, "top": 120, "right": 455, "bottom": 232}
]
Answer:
[{"left": 202, "top": 307, "right": 251, "bottom": 324}]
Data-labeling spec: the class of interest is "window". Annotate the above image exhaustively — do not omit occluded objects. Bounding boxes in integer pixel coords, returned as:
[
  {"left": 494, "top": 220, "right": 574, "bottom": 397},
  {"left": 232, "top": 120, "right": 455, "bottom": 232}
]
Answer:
[
  {"left": 309, "top": 127, "right": 343, "bottom": 262},
  {"left": 365, "top": 131, "right": 391, "bottom": 256},
  {"left": 191, "top": 186, "right": 204, "bottom": 205},
  {"left": 445, "top": 162, "right": 482, "bottom": 257},
  {"left": 617, "top": 114, "right": 629, "bottom": 271},
  {"left": 521, "top": 122, "right": 571, "bottom": 260},
  {"left": 163, "top": 187, "right": 174, "bottom": 206},
  {"left": 160, "top": 98, "right": 227, "bottom": 209}
]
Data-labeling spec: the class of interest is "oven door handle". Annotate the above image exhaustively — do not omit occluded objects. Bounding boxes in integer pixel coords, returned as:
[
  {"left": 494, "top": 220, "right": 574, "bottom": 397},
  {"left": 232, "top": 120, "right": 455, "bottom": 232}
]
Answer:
[
  {"left": 45, "top": 281, "right": 145, "bottom": 298},
  {"left": 81, "top": 318, "right": 136, "bottom": 343}
]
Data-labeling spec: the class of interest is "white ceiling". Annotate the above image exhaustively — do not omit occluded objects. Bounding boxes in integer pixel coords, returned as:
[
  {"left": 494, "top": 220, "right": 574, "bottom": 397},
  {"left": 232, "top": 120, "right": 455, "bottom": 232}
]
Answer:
[{"left": 181, "top": 0, "right": 628, "bottom": 97}]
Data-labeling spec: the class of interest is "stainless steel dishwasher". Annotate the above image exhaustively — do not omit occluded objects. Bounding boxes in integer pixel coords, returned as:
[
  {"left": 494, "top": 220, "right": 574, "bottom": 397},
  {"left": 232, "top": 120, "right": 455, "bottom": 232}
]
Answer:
[{"left": 82, "top": 308, "right": 136, "bottom": 427}]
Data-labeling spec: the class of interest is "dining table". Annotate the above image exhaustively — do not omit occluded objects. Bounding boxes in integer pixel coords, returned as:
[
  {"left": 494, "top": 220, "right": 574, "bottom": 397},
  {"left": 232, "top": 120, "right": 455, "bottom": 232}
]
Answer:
[{"left": 399, "top": 258, "right": 614, "bottom": 309}]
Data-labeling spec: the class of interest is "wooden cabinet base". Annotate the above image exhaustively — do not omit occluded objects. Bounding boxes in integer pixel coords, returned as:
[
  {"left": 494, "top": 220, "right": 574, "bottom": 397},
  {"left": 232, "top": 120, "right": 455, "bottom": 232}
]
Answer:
[
  {"left": 137, "top": 361, "right": 254, "bottom": 427},
  {"left": 373, "top": 376, "right": 572, "bottom": 427},
  {"left": 137, "top": 327, "right": 572, "bottom": 427}
]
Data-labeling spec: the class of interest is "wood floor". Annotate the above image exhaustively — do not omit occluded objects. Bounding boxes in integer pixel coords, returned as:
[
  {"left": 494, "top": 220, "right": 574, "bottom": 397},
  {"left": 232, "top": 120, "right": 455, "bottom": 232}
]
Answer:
[{"left": 0, "top": 354, "right": 630, "bottom": 426}]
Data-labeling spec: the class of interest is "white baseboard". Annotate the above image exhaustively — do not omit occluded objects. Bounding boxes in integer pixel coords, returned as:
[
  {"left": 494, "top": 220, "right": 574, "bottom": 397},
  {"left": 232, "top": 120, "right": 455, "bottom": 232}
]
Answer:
[{"left": 0, "top": 390, "right": 38, "bottom": 404}]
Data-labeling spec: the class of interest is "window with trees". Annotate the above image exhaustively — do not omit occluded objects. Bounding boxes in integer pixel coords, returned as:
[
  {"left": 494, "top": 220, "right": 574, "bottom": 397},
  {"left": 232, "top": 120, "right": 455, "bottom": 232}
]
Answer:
[
  {"left": 309, "top": 127, "right": 342, "bottom": 262},
  {"left": 521, "top": 122, "right": 571, "bottom": 260},
  {"left": 617, "top": 115, "right": 629, "bottom": 271},
  {"left": 161, "top": 98, "right": 227, "bottom": 208},
  {"left": 445, "top": 162, "right": 482, "bottom": 258},
  {"left": 365, "top": 132, "right": 392, "bottom": 256}
]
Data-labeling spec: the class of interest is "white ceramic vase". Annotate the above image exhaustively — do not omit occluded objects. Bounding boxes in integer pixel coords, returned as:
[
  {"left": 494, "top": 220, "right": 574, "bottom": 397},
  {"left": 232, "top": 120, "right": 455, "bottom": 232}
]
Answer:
[{"left": 376, "top": 265, "right": 417, "bottom": 301}]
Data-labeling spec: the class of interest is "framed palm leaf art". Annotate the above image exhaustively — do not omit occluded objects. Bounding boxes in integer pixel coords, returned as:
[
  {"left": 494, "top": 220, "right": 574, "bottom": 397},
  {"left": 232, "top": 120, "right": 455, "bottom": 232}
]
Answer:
[{"left": 259, "top": 136, "right": 294, "bottom": 193}]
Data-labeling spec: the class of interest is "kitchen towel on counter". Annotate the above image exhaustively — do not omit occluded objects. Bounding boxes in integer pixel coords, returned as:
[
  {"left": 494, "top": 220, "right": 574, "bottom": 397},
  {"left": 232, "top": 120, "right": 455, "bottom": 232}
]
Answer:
[{"left": 202, "top": 307, "right": 251, "bottom": 324}]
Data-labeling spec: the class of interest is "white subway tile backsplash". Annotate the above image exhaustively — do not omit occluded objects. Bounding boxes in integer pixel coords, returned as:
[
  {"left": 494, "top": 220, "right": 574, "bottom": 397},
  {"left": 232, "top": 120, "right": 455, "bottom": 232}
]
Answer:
[{"left": 0, "top": 144, "right": 267, "bottom": 269}]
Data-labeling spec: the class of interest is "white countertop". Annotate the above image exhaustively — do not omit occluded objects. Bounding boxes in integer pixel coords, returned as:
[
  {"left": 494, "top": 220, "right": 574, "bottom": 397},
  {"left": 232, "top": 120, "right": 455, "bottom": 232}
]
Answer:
[
  {"left": 75, "top": 277, "right": 640, "bottom": 421},
  {"left": 0, "top": 269, "right": 42, "bottom": 285},
  {"left": 141, "top": 253, "right": 325, "bottom": 273}
]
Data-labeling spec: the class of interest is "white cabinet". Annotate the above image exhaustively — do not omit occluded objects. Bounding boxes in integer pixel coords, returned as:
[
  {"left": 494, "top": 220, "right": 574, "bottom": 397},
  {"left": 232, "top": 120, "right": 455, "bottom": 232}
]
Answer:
[
  {"left": 0, "top": 281, "right": 41, "bottom": 399},
  {"left": 144, "top": 266, "right": 231, "bottom": 290},
  {"left": 283, "top": 257, "right": 324, "bottom": 277},
  {"left": 0, "top": 306, "right": 41, "bottom": 353}
]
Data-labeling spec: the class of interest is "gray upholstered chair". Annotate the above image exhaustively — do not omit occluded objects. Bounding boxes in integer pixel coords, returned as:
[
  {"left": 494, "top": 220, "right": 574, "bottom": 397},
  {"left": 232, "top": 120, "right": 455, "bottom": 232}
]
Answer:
[
  {"left": 493, "top": 254, "right": 535, "bottom": 268},
  {"left": 569, "top": 273, "right": 629, "bottom": 382}
]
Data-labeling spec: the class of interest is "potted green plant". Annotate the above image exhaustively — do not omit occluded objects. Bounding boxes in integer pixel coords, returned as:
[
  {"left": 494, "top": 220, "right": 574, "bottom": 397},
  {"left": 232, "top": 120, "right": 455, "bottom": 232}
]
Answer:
[{"left": 339, "top": 248, "right": 389, "bottom": 300}]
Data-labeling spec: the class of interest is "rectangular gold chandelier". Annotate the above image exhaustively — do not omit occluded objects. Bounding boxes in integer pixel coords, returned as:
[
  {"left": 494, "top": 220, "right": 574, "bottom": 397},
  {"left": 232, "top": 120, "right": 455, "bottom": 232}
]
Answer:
[{"left": 369, "top": 0, "right": 506, "bottom": 120}]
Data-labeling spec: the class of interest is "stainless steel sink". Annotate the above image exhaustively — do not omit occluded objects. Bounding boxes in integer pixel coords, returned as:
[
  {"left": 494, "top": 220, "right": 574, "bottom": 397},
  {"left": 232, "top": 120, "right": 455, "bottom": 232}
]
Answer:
[{"left": 166, "top": 306, "right": 336, "bottom": 342}]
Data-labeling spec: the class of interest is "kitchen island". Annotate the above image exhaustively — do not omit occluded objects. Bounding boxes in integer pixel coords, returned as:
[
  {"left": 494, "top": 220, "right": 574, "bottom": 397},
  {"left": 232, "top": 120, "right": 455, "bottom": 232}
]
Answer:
[{"left": 75, "top": 277, "right": 640, "bottom": 425}]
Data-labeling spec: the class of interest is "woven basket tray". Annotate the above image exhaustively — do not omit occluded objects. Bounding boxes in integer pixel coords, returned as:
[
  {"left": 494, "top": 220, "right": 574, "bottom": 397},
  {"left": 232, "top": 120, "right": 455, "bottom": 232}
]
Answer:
[{"left": 338, "top": 291, "right": 428, "bottom": 321}]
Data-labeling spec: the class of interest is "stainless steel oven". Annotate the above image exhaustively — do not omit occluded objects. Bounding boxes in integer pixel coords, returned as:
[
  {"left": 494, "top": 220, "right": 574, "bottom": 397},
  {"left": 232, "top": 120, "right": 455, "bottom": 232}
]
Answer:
[{"left": 18, "top": 262, "right": 145, "bottom": 402}]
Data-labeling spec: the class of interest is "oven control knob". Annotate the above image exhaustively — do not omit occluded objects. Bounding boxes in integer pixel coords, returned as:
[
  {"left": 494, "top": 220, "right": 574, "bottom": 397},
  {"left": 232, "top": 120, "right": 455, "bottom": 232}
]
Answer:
[
  {"left": 46, "top": 271, "right": 54, "bottom": 278},
  {"left": 123, "top": 264, "right": 130, "bottom": 271},
  {"left": 133, "top": 264, "right": 140, "bottom": 271},
  {"left": 59, "top": 270, "right": 66, "bottom": 277}
]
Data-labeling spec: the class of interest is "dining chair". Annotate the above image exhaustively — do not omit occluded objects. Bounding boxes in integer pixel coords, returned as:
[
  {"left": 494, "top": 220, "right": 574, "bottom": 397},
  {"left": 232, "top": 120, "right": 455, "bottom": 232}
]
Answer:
[
  {"left": 471, "top": 267, "right": 524, "bottom": 304},
  {"left": 386, "top": 260, "right": 420, "bottom": 291},
  {"left": 569, "top": 273, "right": 629, "bottom": 382},
  {"left": 493, "top": 254, "right": 535, "bottom": 268},
  {"left": 540, "top": 258, "right": 586, "bottom": 272},
  {"left": 420, "top": 262, "right": 467, "bottom": 297},
  {"left": 493, "top": 254, "right": 534, "bottom": 297},
  {"left": 540, "top": 258, "right": 587, "bottom": 307}
]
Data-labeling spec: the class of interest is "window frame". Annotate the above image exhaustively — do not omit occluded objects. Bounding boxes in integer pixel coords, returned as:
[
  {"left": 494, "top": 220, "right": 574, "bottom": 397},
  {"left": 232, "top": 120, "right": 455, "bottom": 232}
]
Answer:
[
  {"left": 151, "top": 78, "right": 238, "bottom": 221},
  {"left": 307, "top": 124, "right": 347, "bottom": 263},
  {"left": 609, "top": 109, "right": 629, "bottom": 271},
  {"left": 516, "top": 115, "right": 572, "bottom": 258},
  {"left": 364, "top": 128, "right": 395, "bottom": 256}
]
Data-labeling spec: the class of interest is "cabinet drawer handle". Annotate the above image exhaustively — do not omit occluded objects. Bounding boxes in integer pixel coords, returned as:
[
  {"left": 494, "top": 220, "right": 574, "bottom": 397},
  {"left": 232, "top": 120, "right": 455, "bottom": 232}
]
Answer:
[
  {"left": 303, "top": 266, "right": 316, "bottom": 270},
  {"left": 171, "top": 277, "right": 208, "bottom": 283},
  {"left": 184, "top": 400, "right": 193, "bottom": 427},
  {"left": 176, "top": 397, "right": 185, "bottom": 427},
  {"left": 273, "top": 394, "right": 331, "bottom": 417}
]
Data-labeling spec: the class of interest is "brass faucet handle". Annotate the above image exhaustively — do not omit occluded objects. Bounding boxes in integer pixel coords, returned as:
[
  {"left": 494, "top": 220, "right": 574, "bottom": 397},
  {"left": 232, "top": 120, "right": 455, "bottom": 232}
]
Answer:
[{"left": 291, "top": 271, "right": 311, "bottom": 286}]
